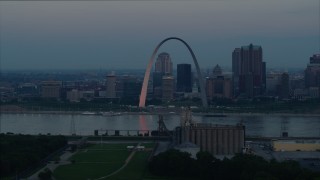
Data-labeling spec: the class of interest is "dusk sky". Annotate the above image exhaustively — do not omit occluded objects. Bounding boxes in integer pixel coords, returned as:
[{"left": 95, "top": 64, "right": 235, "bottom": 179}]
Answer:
[{"left": 0, "top": 0, "right": 319, "bottom": 71}]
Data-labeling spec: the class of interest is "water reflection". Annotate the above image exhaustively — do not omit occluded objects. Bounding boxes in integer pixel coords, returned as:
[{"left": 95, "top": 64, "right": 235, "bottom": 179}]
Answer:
[{"left": 138, "top": 115, "right": 149, "bottom": 136}]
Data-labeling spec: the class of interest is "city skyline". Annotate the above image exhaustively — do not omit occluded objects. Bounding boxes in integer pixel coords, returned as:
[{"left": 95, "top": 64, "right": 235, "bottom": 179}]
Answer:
[
  {"left": 1, "top": 1, "right": 319, "bottom": 177},
  {"left": 0, "top": 0, "right": 319, "bottom": 70}
]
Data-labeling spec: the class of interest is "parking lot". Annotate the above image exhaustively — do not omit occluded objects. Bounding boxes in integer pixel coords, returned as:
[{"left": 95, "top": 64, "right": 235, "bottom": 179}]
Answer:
[{"left": 247, "top": 140, "right": 320, "bottom": 172}]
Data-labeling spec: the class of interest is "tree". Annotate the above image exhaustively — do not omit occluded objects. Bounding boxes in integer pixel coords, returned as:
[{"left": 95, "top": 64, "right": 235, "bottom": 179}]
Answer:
[
  {"left": 196, "top": 151, "right": 216, "bottom": 179},
  {"left": 38, "top": 168, "right": 52, "bottom": 180},
  {"left": 149, "top": 149, "right": 196, "bottom": 177}
]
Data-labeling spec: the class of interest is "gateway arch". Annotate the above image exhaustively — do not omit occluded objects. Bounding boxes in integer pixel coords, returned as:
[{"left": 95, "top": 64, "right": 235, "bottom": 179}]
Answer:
[{"left": 139, "top": 37, "right": 208, "bottom": 108}]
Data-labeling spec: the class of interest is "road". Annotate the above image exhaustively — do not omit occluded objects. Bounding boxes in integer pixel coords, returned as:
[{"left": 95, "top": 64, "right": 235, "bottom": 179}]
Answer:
[{"left": 27, "top": 150, "right": 76, "bottom": 180}]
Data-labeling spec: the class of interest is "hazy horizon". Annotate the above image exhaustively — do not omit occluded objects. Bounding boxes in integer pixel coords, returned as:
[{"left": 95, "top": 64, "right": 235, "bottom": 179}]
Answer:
[{"left": 1, "top": 0, "right": 319, "bottom": 71}]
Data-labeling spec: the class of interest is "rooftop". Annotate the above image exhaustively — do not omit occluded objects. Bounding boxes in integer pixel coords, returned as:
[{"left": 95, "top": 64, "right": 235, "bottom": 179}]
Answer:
[{"left": 241, "top": 44, "right": 261, "bottom": 50}]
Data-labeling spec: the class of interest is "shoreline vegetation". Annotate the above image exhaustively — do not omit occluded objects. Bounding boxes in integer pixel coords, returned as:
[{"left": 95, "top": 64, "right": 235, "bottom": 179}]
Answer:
[
  {"left": 1, "top": 111, "right": 320, "bottom": 117},
  {"left": 1, "top": 105, "right": 320, "bottom": 117},
  {"left": 1, "top": 99, "right": 320, "bottom": 116}
]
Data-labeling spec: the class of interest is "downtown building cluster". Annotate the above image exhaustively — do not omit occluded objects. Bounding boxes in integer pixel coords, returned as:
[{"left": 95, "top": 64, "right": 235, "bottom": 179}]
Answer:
[{"left": 1, "top": 46, "right": 319, "bottom": 104}]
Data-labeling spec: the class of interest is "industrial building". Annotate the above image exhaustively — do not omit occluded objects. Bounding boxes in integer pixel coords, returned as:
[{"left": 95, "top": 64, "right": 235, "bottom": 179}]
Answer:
[
  {"left": 272, "top": 139, "right": 320, "bottom": 152},
  {"left": 175, "top": 108, "right": 245, "bottom": 155},
  {"left": 176, "top": 124, "right": 245, "bottom": 155}
]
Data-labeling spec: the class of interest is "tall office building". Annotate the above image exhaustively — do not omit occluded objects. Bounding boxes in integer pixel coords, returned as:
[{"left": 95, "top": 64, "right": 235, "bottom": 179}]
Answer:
[
  {"left": 155, "top": 52, "right": 173, "bottom": 75},
  {"left": 106, "top": 74, "right": 116, "bottom": 98},
  {"left": 212, "top": 64, "right": 222, "bottom": 77},
  {"left": 232, "top": 48, "right": 241, "bottom": 96},
  {"left": 162, "top": 76, "right": 175, "bottom": 102},
  {"left": 232, "top": 44, "right": 266, "bottom": 98},
  {"left": 206, "top": 76, "right": 232, "bottom": 100},
  {"left": 17, "top": 83, "right": 38, "bottom": 98},
  {"left": 40, "top": 81, "right": 62, "bottom": 99},
  {"left": 304, "top": 54, "right": 320, "bottom": 98},
  {"left": 266, "top": 72, "right": 282, "bottom": 96},
  {"left": 267, "top": 72, "right": 290, "bottom": 99},
  {"left": 116, "top": 76, "right": 142, "bottom": 100},
  {"left": 310, "top": 54, "right": 320, "bottom": 64},
  {"left": 177, "top": 64, "right": 192, "bottom": 93},
  {"left": 66, "top": 89, "right": 80, "bottom": 102},
  {"left": 305, "top": 54, "right": 320, "bottom": 88},
  {"left": 279, "top": 73, "right": 290, "bottom": 99},
  {"left": 153, "top": 52, "right": 173, "bottom": 98},
  {"left": 152, "top": 72, "right": 163, "bottom": 98},
  {"left": 262, "top": 62, "right": 266, "bottom": 94}
]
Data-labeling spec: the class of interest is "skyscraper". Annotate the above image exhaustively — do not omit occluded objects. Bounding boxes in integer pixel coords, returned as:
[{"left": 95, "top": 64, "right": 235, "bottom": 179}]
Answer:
[
  {"left": 206, "top": 65, "right": 233, "bottom": 100},
  {"left": 116, "top": 75, "right": 142, "bottom": 100},
  {"left": 106, "top": 74, "right": 116, "bottom": 98},
  {"left": 262, "top": 61, "right": 266, "bottom": 94},
  {"left": 232, "top": 48, "right": 241, "bottom": 96},
  {"left": 177, "top": 64, "right": 192, "bottom": 93},
  {"left": 232, "top": 44, "right": 266, "bottom": 98},
  {"left": 212, "top": 64, "right": 222, "bottom": 77},
  {"left": 305, "top": 54, "right": 320, "bottom": 88},
  {"left": 41, "top": 81, "right": 62, "bottom": 99},
  {"left": 152, "top": 72, "right": 163, "bottom": 98},
  {"left": 153, "top": 52, "right": 173, "bottom": 98},
  {"left": 155, "top": 52, "right": 173, "bottom": 75},
  {"left": 162, "top": 76, "right": 175, "bottom": 102},
  {"left": 279, "top": 73, "right": 290, "bottom": 99}
]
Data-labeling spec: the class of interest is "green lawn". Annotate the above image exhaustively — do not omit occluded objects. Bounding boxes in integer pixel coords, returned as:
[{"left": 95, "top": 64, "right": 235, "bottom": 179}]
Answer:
[
  {"left": 142, "top": 143, "right": 156, "bottom": 148},
  {"left": 86, "top": 143, "right": 136, "bottom": 150},
  {"left": 53, "top": 143, "right": 136, "bottom": 180},
  {"left": 70, "top": 149, "right": 130, "bottom": 163},
  {"left": 106, "top": 143, "right": 156, "bottom": 180},
  {"left": 107, "top": 151, "right": 150, "bottom": 180},
  {"left": 54, "top": 163, "right": 123, "bottom": 180},
  {"left": 53, "top": 143, "right": 159, "bottom": 180}
]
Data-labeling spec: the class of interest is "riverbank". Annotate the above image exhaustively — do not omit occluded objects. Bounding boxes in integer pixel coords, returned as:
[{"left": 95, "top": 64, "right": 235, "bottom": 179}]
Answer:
[{"left": 1, "top": 109, "right": 320, "bottom": 117}]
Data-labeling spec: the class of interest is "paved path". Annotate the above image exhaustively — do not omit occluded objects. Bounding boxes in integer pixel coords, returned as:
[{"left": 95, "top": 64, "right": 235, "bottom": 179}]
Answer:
[
  {"left": 154, "top": 141, "right": 170, "bottom": 156},
  {"left": 28, "top": 142, "right": 149, "bottom": 180},
  {"left": 27, "top": 150, "right": 76, "bottom": 180},
  {"left": 94, "top": 143, "right": 139, "bottom": 180}
]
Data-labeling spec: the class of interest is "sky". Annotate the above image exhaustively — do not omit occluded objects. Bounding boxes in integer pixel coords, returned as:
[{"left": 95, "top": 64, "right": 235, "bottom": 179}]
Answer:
[{"left": 0, "top": 0, "right": 319, "bottom": 71}]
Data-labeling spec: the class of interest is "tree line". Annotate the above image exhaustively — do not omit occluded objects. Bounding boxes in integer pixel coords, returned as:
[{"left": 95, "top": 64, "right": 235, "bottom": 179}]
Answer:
[
  {"left": 0, "top": 134, "right": 67, "bottom": 178},
  {"left": 149, "top": 149, "right": 320, "bottom": 180}
]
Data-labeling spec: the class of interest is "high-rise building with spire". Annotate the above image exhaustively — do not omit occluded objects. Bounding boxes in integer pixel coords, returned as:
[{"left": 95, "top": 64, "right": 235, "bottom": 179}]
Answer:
[
  {"left": 153, "top": 52, "right": 173, "bottom": 98},
  {"left": 212, "top": 64, "right": 222, "bottom": 77},
  {"left": 155, "top": 52, "right": 173, "bottom": 75}
]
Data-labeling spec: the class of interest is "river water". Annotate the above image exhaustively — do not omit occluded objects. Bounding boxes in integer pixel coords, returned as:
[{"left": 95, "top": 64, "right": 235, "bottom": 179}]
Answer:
[{"left": 0, "top": 113, "right": 319, "bottom": 137}]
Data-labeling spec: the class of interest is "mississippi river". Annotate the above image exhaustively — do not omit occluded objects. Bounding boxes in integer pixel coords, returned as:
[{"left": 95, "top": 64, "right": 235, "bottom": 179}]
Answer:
[{"left": 1, "top": 113, "right": 319, "bottom": 137}]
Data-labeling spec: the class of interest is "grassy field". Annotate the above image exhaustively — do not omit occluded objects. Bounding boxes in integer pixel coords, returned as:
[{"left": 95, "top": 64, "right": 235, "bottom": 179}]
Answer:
[
  {"left": 54, "top": 163, "right": 122, "bottom": 180},
  {"left": 53, "top": 143, "right": 134, "bottom": 180},
  {"left": 107, "top": 151, "right": 150, "bottom": 180},
  {"left": 53, "top": 143, "right": 156, "bottom": 180}
]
